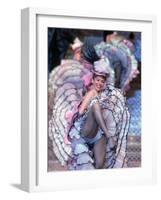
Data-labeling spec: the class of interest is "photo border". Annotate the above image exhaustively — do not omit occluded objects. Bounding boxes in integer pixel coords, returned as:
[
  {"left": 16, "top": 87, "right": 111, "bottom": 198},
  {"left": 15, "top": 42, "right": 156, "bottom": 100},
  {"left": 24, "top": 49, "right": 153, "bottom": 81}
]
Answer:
[{"left": 21, "top": 7, "right": 157, "bottom": 192}]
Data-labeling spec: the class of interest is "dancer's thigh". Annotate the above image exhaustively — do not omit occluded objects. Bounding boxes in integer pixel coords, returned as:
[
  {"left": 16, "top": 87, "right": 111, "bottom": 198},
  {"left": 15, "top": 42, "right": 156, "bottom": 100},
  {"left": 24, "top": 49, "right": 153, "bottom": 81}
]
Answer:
[{"left": 81, "top": 109, "right": 98, "bottom": 137}]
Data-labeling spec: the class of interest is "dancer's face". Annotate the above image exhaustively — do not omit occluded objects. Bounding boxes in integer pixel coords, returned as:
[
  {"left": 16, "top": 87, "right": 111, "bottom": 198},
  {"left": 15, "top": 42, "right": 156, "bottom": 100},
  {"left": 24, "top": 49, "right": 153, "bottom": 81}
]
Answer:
[{"left": 93, "top": 75, "right": 106, "bottom": 92}]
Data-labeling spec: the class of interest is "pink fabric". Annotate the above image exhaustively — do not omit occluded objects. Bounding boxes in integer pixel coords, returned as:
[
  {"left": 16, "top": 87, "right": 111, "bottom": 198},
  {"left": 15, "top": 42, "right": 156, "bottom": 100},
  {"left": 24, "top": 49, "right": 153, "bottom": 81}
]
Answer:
[
  {"left": 65, "top": 102, "right": 80, "bottom": 123},
  {"left": 81, "top": 72, "right": 93, "bottom": 87},
  {"left": 64, "top": 134, "right": 71, "bottom": 145},
  {"left": 65, "top": 111, "right": 74, "bottom": 123}
]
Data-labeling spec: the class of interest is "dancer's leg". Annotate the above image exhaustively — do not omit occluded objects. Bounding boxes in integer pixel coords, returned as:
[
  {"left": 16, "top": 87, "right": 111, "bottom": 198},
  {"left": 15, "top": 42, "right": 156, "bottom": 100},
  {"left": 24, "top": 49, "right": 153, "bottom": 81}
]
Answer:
[
  {"left": 93, "top": 135, "right": 106, "bottom": 169},
  {"left": 92, "top": 102, "right": 116, "bottom": 148},
  {"left": 81, "top": 101, "right": 110, "bottom": 139},
  {"left": 92, "top": 102, "right": 110, "bottom": 138},
  {"left": 81, "top": 109, "right": 98, "bottom": 138}
]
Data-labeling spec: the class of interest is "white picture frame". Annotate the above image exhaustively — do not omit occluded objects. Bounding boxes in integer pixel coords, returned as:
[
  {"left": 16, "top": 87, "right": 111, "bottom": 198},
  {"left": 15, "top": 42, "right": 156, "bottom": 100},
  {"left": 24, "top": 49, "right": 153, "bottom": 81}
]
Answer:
[{"left": 21, "top": 7, "right": 157, "bottom": 192}]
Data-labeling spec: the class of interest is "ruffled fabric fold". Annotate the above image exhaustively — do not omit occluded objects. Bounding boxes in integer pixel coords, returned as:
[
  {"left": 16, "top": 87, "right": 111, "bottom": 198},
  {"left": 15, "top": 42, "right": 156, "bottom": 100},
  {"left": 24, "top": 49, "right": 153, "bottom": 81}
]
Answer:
[{"left": 95, "top": 41, "right": 138, "bottom": 92}]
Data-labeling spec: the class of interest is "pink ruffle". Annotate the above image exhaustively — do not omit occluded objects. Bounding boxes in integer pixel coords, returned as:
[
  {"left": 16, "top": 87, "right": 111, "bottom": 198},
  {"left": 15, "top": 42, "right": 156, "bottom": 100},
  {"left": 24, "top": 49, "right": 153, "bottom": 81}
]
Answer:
[{"left": 81, "top": 72, "right": 93, "bottom": 87}]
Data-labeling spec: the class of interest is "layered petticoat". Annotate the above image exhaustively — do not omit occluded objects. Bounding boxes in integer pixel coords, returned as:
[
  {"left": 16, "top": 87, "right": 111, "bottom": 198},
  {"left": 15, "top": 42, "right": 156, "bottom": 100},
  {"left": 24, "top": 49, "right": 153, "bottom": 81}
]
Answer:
[
  {"left": 48, "top": 59, "right": 130, "bottom": 170},
  {"left": 95, "top": 40, "right": 138, "bottom": 92},
  {"left": 68, "top": 86, "right": 130, "bottom": 170}
]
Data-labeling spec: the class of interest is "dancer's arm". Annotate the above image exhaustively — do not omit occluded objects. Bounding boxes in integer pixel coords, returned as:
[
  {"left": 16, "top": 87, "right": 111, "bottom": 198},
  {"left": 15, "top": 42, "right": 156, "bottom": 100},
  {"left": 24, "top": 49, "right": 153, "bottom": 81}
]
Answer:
[{"left": 79, "top": 90, "right": 96, "bottom": 115}]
